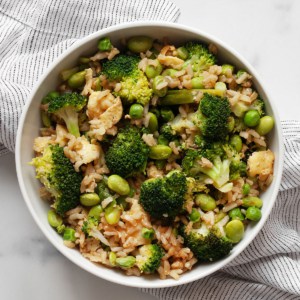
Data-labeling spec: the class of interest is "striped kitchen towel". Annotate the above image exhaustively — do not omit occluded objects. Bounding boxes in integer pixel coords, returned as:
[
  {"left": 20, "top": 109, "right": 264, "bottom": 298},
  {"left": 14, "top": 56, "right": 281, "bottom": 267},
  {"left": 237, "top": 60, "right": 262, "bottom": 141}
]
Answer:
[
  {"left": 143, "top": 120, "right": 300, "bottom": 299},
  {"left": 0, "top": 0, "right": 180, "bottom": 156}
]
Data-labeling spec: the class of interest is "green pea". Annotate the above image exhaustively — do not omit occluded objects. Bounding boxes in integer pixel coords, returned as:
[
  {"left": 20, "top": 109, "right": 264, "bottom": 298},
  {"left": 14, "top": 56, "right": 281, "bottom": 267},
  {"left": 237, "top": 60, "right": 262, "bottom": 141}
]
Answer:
[
  {"left": 228, "top": 116, "right": 235, "bottom": 132},
  {"left": 242, "top": 196, "right": 263, "bottom": 208},
  {"left": 41, "top": 91, "right": 60, "bottom": 104},
  {"left": 41, "top": 110, "right": 51, "bottom": 128},
  {"left": 127, "top": 36, "right": 153, "bottom": 53},
  {"left": 244, "top": 110, "right": 260, "bottom": 127},
  {"left": 107, "top": 175, "right": 130, "bottom": 195},
  {"left": 98, "top": 37, "right": 112, "bottom": 52},
  {"left": 242, "top": 183, "right": 251, "bottom": 195},
  {"left": 255, "top": 116, "right": 274, "bottom": 136},
  {"left": 152, "top": 76, "right": 168, "bottom": 97},
  {"left": 229, "top": 135, "right": 243, "bottom": 152},
  {"left": 149, "top": 145, "right": 172, "bottom": 160},
  {"left": 48, "top": 210, "right": 63, "bottom": 228},
  {"left": 157, "top": 135, "right": 169, "bottom": 146},
  {"left": 117, "top": 196, "right": 129, "bottom": 211},
  {"left": 88, "top": 205, "right": 103, "bottom": 220},
  {"left": 228, "top": 208, "right": 245, "bottom": 221},
  {"left": 80, "top": 193, "right": 101, "bottom": 206},
  {"left": 246, "top": 206, "right": 262, "bottom": 222},
  {"left": 215, "top": 82, "right": 227, "bottom": 93},
  {"left": 145, "top": 60, "right": 163, "bottom": 78},
  {"left": 160, "top": 108, "right": 174, "bottom": 122},
  {"left": 195, "top": 194, "right": 216, "bottom": 211},
  {"left": 189, "top": 208, "right": 201, "bottom": 222},
  {"left": 221, "top": 64, "right": 234, "bottom": 75},
  {"left": 147, "top": 112, "right": 158, "bottom": 133},
  {"left": 225, "top": 220, "right": 244, "bottom": 243},
  {"left": 129, "top": 104, "right": 144, "bottom": 119},
  {"left": 176, "top": 47, "right": 188, "bottom": 60},
  {"left": 63, "top": 227, "right": 76, "bottom": 242},
  {"left": 68, "top": 70, "right": 86, "bottom": 89},
  {"left": 105, "top": 206, "right": 122, "bottom": 225},
  {"left": 191, "top": 76, "right": 204, "bottom": 89},
  {"left": 154, "top": 159, "right": 167, "bottom": 170},
  {"left": 109, "top": 252, "right": 117, "bottom": 266},
  {"left": 60, "top": 67, "right": 79, "bottom": 81},
  {"left": 142, "top": 228, "right": 155, "bottom": 239},
  {"left": 115, "top": 256, "right": 136, "bottom": 268}
]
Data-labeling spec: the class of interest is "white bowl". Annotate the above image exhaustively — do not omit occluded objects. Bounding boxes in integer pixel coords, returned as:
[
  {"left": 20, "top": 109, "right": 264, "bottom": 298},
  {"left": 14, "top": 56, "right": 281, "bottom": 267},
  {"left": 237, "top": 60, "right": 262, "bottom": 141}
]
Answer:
[{"left": 16, "top": 21, "right": 284, "bottom": 288}]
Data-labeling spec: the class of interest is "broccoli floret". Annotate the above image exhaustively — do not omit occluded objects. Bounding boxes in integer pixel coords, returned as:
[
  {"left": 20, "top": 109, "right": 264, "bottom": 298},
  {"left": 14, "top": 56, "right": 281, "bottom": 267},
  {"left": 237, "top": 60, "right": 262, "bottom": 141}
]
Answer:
[
  {"left": 140, "top": 170, "right": 187, "bottom": 219},
  {"left": 47, "top": 92, "right": 87, "bottom": 137},
  {"left": 160, "top": 124, "right": 177, "bottom": 141},
  {"left": 102, "top": 54, "right": 152, "bottom": 105},
  {"left": 233, "top": 117, "right": 247, "bottom": 133},
  {"left": 250, "top": 99, "right": 265, "bottom": 117},
  {"left": 105, "top": 127, "right": 150, "bottom": 178},
  {"left": 179, "top": 224, "right": 233, "bottom": 262},
  {"left": 195, "top": 93, "right": 231, "bottom": 142},
  {"left": 136, "top": 244, "right": 164, "bottom": 273},
  {"left": 82, "top": 216, "right": 99, "bottom": 237},
  {"left": 31, "top": 145, "right": 82, "bottom": 216}
]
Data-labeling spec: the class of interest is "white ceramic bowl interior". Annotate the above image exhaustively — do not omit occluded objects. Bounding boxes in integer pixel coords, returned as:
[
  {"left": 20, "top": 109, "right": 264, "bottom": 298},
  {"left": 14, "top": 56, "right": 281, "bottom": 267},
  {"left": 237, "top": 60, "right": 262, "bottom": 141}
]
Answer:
[{"left": 16, "top": 22, "right": 283, "bottom": 288}]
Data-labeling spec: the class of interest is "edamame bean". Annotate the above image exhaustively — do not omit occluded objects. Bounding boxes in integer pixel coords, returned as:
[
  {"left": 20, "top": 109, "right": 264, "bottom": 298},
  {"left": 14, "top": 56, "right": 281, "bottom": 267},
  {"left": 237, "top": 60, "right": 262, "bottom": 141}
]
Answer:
[
  {"left": 255, "top": 116, "right": 274, "bottom": 136},
  {"left": 145, "top": 60, "right": 163, "bottom": 78},
  {"left": 229, "top": 135, "right": 243, "bottom": 152},
  {"left": 246, "top": 206, "right": 262, "bottom": 221},
  {"left": 160, "top": 108, "right": 174, "bottom": 122},
  {"left": 88, "top": 205, "right": 103, "bottom": 220},
  {"left": 225, "top": 220, "right": 244, "bottom": 243},
  {"left": 63, "top": 227, "right": 76, "bottom": 242},
  {"left": 105, "top": 206, "right": 122, "bottom": 225},
  {"left": 41, "top": 111, "right": 51, "bottom": 128},
  {"left": 149, "top": 145, "right": 172, "bottom": 160},
  {"left": 129, "top": 104, "right": 144, "bottom": 119},
  {"left": 228, "top": 208, "right": 245, "bottom": 221},
  {"left": 109, "top": 252, "right": 117, "bottom": 266},
  {"left": 154, "top": 159, "right": 167, "bottom": 170},
  {"left": 115, "top": 256, "right": 136, "bottom": 268},
  {"left": 195, "top": 194, "right": 216, "bottom": 211},
  {"left": 98, "top": 37, "right": 112, "bottom": 51},
  {"left": 127, "top": 36, "right": 153, "bottom": 53},
  {"left": 107, "top": 175, "right": 130, "bottom": 195},
  {"left": 48, "top": 210, "right": 63, "bottom": 228},
  {"left": 242, "top": 183, "right": 251, "bottom": 195},
  {"left": 191, "top": 76, "right": 204, "bottom": 89},
  {"left": 147, "top": 112, "right": 158, "bottom": 133},
  {"left": 221, "top": 64, "right": 234, "bottom": 75},
  {"left": 244, "top": 109, "right": 260, "bottom": 127},
  {"left": 228, "top": 116, "right": 235, "bottom": 132},
  {"left": 60, "top": 67, "right": 79, "bottom": 81},
  {"left": 189, "top": 208, "right": 201, "bottom": 222},
  {"left": 68, "top": 70, "right": 86, "bottom": 89},
  {"left": 152, "top": 76, "right": 168, "bottom": 97},
  {"left": 176, "top": 47, "right": 188, "bottom": 60},
  {"left": 157, "top": 135, "right": 169, "bottom": 146},
  {"left": 142, "top": 228, "right": 155, "bottom": 239},
  {"left": 80, "top": 193, "right": 101, "bottom": 206},
  {"left": 242, "top": 196, "right": 263, "bottom": 208}
]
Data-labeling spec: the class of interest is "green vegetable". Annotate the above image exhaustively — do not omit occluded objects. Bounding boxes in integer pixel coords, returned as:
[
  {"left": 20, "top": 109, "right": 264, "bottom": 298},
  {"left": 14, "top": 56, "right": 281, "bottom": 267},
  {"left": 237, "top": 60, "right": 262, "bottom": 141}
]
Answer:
[
  {"left": 146, "top": 112, "right": 158, "bottom": 133},
  {"left": 189, "top": 208, "right": 201, "bottom": 222},
  {"left": 149, "top": 145, "right": 172, "bottom": 160},
  {"left": 244, "top": 110, "right": 260, "bottom": 127},
  {"left": 41, "top": 110, "right": 51, "bottom": 128},
  {"left": 160, "top": 107, "right": 174, "bottom": 122},
  {"left": 145, "top": 60, "right": 163, "bottom": 78},
  {"left": 191, "top": 76, "right": 204, "bottom": 89},
  {"left": 228, "top": 208, "right": 245, "bottom": 221},
  {"left": 152, "top": 76, "right": 168, "bottom": 97},
  {"left": 225, "top": 220, "right": 244, "bottom": 243},
  {"left": 105, "top": 205, "right": 122, "bottom": 225},
  {"left": 154, "top": 159, "right": 167, "bottom": 170},
  {"left": 41, "top": 91, "right": 60, "bottom": 104},
  {"left": 221, "top": 64, "right": 234, "bottom": 75},
  {"left": 30, "top": 145, "right": 82, "bottom": 216},
  {"left": 48, "top": 210, "right": 65, "bottom": 233},
  {"left": 88, "top": 205, "right": 103, "bottom": 220},
  {"left": 140, "top": 170, "right": 187, "bottom": 219},
  {"left": 160, "top": 124, "right": 177, "bottom": 141},
  {"left": 47, "top": 92, "right": 87, "bottom": 137},
  {"left": 250, "top": 99, "right": 266, "bottom": 117},
  {"left": 236, "top": 70, "right": 246, "bottom": 78},
  {"left": 109, "top": 252, "right": 117, "bottom": 266},
  {"left": 242, "top": 183, "right": 251, "bottom": 195},
  {"left": 127, "top": 36, "right": 153, "bottom": 53},
  {"left": 142, "top": 228, "right": 155, "bottom": 239},
  {"left": 176, "top": 47, "right": 188, "bottom": 60},
  {"left": 129, "top": 104, "right": 144, "bottom": 119},
  {"left": 195, "top": 194, "right": 216, "bottom": 211},
  {"left": 136, "top": 244, "right": 164, "bottom": 273},
  {"left": 255, "top": 116, "right": 274, "bottom": 136},
  {"left": 96, "top": 180, "right": 111, "bottom": 200},
  {"left": 242, "top": 196, "right": 263, "bottom": 208},
  {"left": 116, "top": 256, "right": 136, "bottom": 268},
  {"left": 68, "top": 70, "right": 86, "bottom": 89},
  {"left": 157, "top": 135, "right": 169, "bottom": 146},
  {"left": 246, "top": 207, "right": 262, "bottom": 221},
  {"left": 81, "top": 216, "right": 99, "bottom": 237},
  {"left": 105, "top": 127, "right": 150, "bottom": 178},
  {"left": 215, "top": 82, "right": 227, "bottom": 93},
  {"left": 107, "top": 175, "right": 130, "bottom": 195},
  {"left": 229, "top": 135, "right": 243, "bottom": 152},
  {"left": 228, "top": 116, "right": 235, "bottom": 132},
  {"left": 179, "top": 224, "right": 233, "bottom": 261},
  {"left": 98, "top": 37, "right": 113, "bottom": 51},
  {"left": 60, "top": 67, "right": 79, "bottom": 81},
  {"left": 80, "top": 193, "right": 101, "bottom": 206},
  {"left": 63, "top": 227, "right": 76, "bottom": 242}
]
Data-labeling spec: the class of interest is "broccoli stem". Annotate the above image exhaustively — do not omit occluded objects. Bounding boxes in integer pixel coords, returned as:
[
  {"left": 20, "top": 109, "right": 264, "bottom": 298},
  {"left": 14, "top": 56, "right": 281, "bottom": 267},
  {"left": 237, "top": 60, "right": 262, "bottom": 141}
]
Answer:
[{"left": 160, "top": 89, "right": 225, "bottom": 105}]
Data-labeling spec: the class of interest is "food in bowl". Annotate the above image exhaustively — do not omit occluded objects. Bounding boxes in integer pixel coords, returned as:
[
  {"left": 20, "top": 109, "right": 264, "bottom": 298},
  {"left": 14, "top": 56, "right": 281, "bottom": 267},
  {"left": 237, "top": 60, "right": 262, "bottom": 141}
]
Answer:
[{"left": 30, "top": 35, "right": 275, "bottom": 280}]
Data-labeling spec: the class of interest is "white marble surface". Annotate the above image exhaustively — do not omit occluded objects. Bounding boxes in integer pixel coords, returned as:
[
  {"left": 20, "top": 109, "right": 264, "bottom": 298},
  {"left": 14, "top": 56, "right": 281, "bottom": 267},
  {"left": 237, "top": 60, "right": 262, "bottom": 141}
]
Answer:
[{"left": 1, "top": 1, "right": 300, "bottom": 299}]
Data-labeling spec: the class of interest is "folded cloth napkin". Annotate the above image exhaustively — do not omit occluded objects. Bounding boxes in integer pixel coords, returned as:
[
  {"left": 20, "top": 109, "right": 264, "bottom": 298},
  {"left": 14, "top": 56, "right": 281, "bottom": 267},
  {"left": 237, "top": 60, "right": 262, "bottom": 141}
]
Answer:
[
  {"left": 0, "top": 0, "right": 180, "bottom": 156},
  {"left": 142, "top": 120, "right": 300, "bottom": 299}
]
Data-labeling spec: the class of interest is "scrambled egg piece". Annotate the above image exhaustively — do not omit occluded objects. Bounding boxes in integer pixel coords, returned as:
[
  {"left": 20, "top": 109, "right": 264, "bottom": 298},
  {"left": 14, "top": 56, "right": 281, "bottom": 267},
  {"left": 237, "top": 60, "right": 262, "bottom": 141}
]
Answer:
[{"left": 247, "top": 150, "right": 275, "bottom": 178}]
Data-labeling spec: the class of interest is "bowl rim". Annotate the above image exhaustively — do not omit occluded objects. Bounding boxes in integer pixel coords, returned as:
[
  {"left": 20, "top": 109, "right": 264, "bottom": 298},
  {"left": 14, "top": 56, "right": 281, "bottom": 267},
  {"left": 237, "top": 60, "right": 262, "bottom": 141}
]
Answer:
[{"left": 15, "top": 20, "right": 284, "bottom": 288}]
